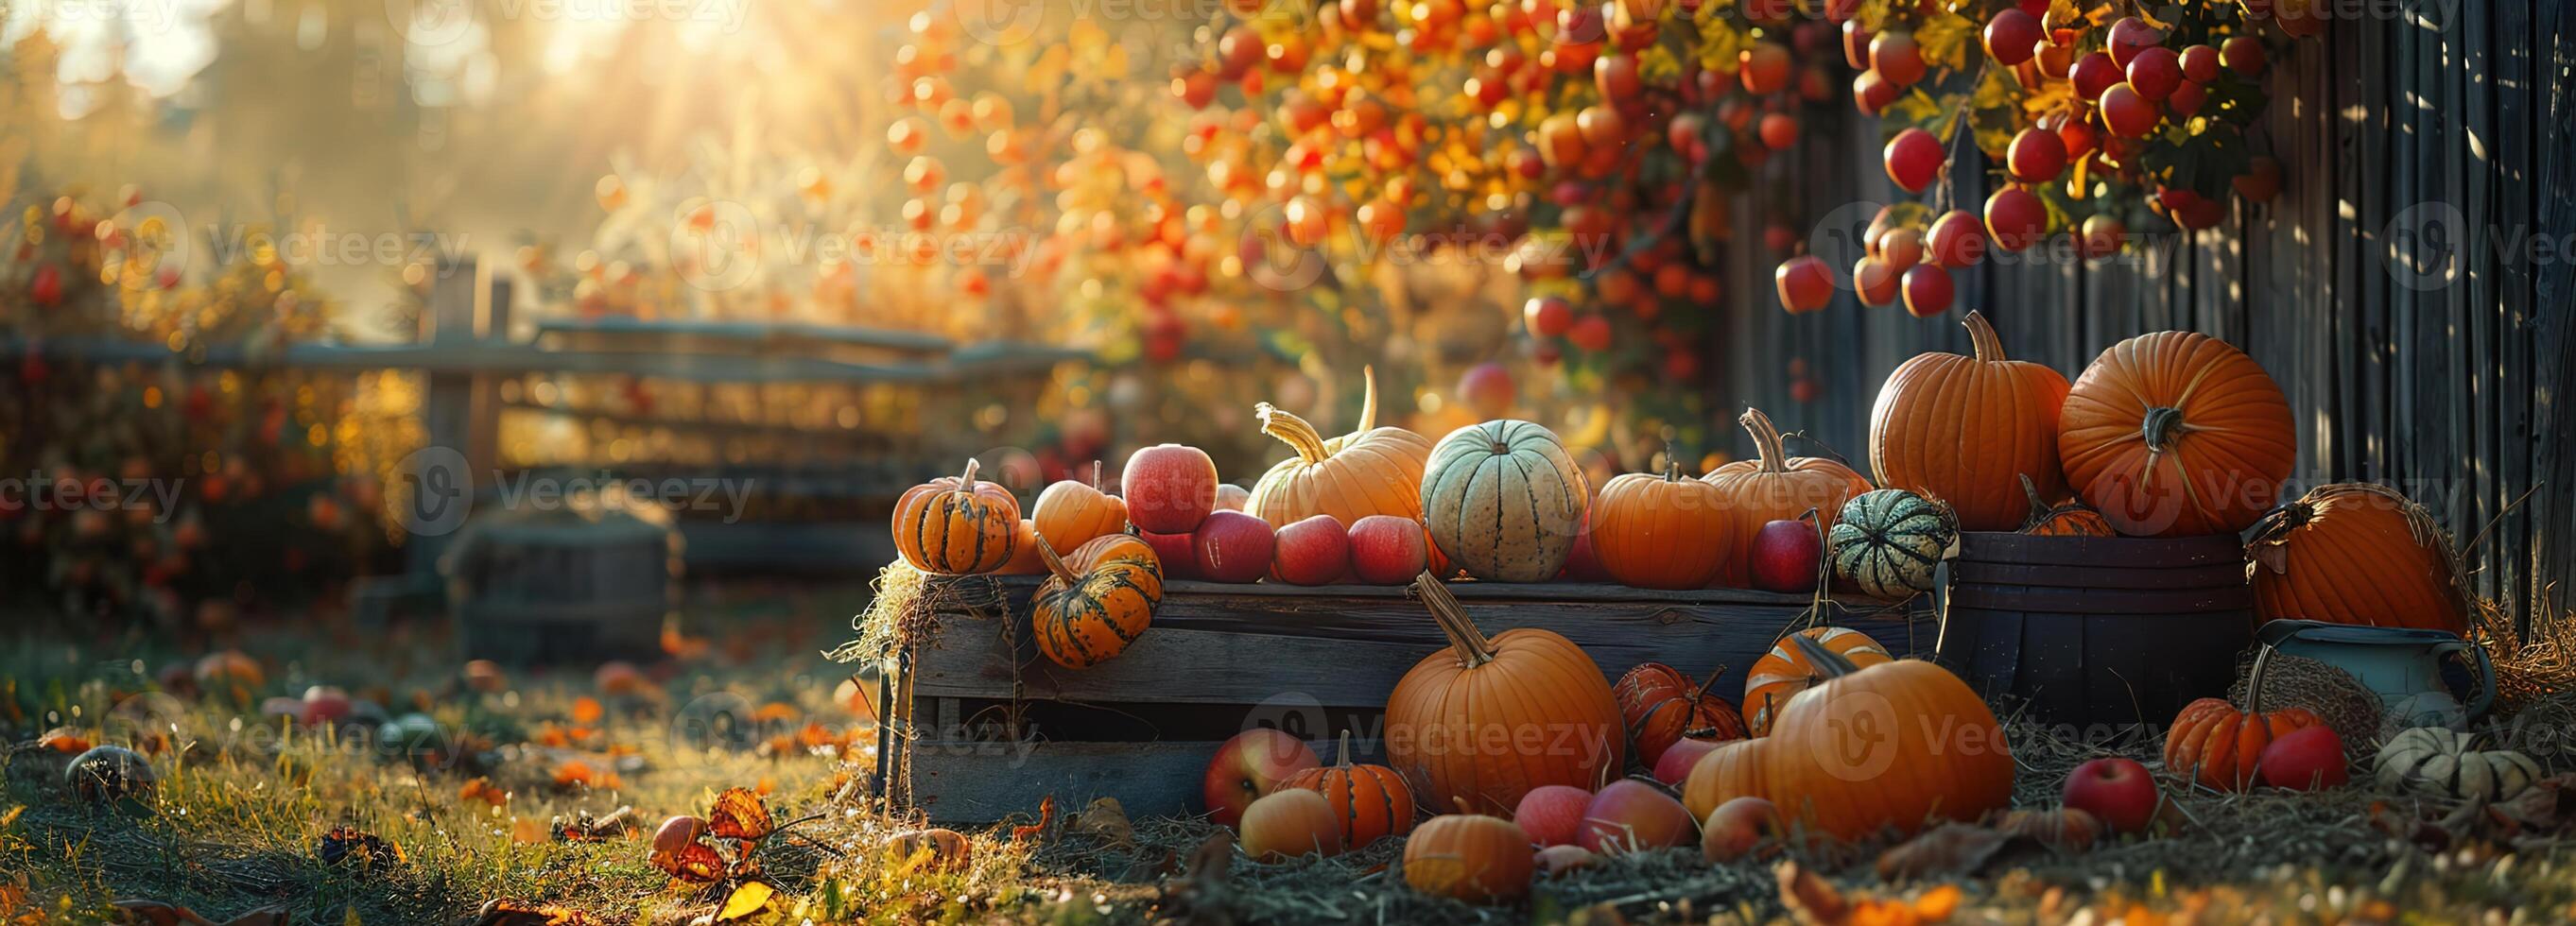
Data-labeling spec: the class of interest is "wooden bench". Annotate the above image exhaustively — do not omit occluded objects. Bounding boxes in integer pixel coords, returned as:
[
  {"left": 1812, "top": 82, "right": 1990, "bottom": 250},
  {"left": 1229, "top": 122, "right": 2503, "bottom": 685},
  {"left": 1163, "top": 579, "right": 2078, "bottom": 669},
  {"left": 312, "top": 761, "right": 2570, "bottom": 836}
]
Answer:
[{"left": 873, "top": 577, "right": 1930, "bottom": 823}]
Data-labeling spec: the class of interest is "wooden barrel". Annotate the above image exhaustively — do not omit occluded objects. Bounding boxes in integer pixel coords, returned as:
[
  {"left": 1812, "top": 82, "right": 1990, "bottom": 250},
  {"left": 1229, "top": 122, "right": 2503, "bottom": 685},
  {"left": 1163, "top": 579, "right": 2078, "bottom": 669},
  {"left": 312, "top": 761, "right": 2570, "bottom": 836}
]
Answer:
[{"left": 1936, "top": 532, "right": 2252, "bottom": 729}]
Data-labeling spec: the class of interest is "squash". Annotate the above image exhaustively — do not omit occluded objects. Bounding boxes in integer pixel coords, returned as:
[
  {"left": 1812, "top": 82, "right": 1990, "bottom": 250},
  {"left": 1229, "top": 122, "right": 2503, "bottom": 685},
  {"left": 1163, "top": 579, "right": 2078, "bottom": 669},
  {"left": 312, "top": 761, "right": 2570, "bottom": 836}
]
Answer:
[
  {"left": 2058, "top": 331, "right": 2296, "bottom": 537},
  {"left": 1827, "top": 489, "right": 1957, "bottom": 598},
  {"left": 892, "top": 459, "right": 1021, "bottom": 574},
  {"left": 1703, "top": 407, "right": 1875, "bottom": 586},
  {"left": 1030, "top": 534, "right": 1165, "bottom": 669},
  {"left": 2163, "top": 649, "right": 2321, "bottom": 791},
  {"left": 1680, "top": 738, "right": 1772, "bottom": 821},
  {"left": 1742, "top": 626, "right": 1893, "bottom": 736},
  {"left": 1592, "top": 456, "right": 1733, "bottom": 590},
  {"left": 1613, "top": 662, "right": 1747, "bottom": 769},
  {"left": 2018, "top": 473, "right": 2118, "bottom": 537},
  {"left": 2373, "top": 727, "right": 2542, "bottom": 801},
  {"left": 1031, "top": 462, "right": 1128, "bottom": 555},
  {"left": 1420, "top": 420, "right": 1590, "bottom": 582},
  {"left": 2248, "top": 483, "right": 2471, "bottom": 635},
  {"left": 1385, "top": 574, "right": 1624, "bottom": 815},
  {"left": 1278, "top": 730, "right": 1416, "bottom": 850},
  {"left": 1869, "top": 311, "right": 2073, "bottom": 531},
  {"left": 1245, "top": 388, "right": 1432, "bottom": 532},
  {"left": 1760, "top": 634, "right": 2015, "bottom": 841},
  {"left": 1402, "top": 813, "right": 1534, "bottom": 903}
]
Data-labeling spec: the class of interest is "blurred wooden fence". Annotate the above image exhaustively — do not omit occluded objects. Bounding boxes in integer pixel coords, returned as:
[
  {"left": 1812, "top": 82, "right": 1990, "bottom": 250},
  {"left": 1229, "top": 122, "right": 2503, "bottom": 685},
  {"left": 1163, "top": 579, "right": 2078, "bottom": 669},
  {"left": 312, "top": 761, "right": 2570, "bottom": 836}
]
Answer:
[{"left": 1712, "top": 6, "right": 2576, "bottom": 634}]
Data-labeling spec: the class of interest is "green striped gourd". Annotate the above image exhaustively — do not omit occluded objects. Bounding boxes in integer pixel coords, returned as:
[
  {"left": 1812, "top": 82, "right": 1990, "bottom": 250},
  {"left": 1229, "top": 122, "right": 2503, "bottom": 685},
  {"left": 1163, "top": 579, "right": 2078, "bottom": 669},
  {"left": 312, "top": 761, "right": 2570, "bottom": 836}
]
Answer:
[
  {"left": 1420, "top": 420, "right": 1590, "bottom": 582},
  {"left": 1827, "top": 489, "right": 1957, "bottom": 597}
]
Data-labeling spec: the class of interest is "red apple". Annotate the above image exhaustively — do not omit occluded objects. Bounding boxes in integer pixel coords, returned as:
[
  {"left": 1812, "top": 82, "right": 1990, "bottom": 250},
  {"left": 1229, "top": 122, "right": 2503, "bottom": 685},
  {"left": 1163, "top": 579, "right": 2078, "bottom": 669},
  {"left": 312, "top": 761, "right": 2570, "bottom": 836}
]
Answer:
[
  {"left": 1139, "top": 529, "right": 1200, "bottom": 580},
  {"left": 1513, "top": 784, "right": 1593, "bottom": 848},
  {"left": 2061, "top": 757, "right": 2160, "bottom": 833},
  {"left": 1271, "top": 514, "right": 1351, "bottom": 585},
  {"left": 1347, "top": 515, "right": 1429, "bottom": 585},
  {"left": 1238, "top": 788, "right": 1343, "bottom": 859},
  {"left": 300, "top": 686, "right": 354, "bottom": 726},
  {"left": 1748, "top": 519, "right": 1824, "bottom": 593},
  {"left": 1561, "top": 514, "right": 1610, "bottom": 581},
  {"left": 1533, "top": 844, "right": 1597, "bottom": 876},
  {"left": 1124, "top": 444, "right": 1219, "bottom": 533},
  {"left": 1458, "top": 363, "right": 1516, "bottom": 419},
  {"left": 1213, "top": 483, "right": 1252, "bottom": 512},
  {"left": 2258, "top": 726, "right": 2349, "bottom": 791},
  {"left": 1192, "top": 510, "right": 1277, "bottom": 583},
  {"left": 1700, "top": 796, "right": 1783, "bottom": 863},
  {"left": 1651, "top": 737, "right": 1724, "bottom": 785},
  {"left": 1577, "top": 780, "right": 1697, "bottom": 854},
  {"left": 1204, "top": 729, "right": 1321, "bottom": 828}
]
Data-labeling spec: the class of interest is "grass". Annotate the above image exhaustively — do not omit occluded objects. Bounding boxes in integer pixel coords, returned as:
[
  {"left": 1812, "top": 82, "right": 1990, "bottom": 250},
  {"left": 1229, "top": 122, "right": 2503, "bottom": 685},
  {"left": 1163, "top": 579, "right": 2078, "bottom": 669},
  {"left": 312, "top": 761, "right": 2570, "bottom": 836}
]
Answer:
[{"left": 8, "top": 585, "right": 2576, "bottom": 924}]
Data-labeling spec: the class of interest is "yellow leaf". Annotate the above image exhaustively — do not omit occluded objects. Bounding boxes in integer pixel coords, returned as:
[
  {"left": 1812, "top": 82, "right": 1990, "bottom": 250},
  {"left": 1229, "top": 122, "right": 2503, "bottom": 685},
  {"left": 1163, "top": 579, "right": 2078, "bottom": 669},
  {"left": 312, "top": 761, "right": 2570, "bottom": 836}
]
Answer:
[
  {"left": 0, "top": 806, "right": 21, "bottom": 828},
  {"left": 716, "top": 881, "right": 775, "bottom": 922},
  {"left": 1913, "top": 12, "right": 1977, "bottom": 73}
]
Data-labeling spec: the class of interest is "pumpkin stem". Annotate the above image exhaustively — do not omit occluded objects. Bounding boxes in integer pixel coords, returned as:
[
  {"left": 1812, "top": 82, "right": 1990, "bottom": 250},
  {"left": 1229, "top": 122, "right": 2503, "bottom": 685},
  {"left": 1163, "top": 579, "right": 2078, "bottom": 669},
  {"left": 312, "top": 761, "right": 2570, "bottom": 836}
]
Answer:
[
  {"left": 1962, "top": 311, "right": 2007, "bottom": 363},
  {"left": 2245, "top": 643, "right": 2274, "bottom": 715},
  {"left": 1693, "top": 663, "right": 1729, "bottom": 701},
  {"left": 1662, "top": 441, "right": 1683, "bottom": 483},
  {"left": 2018, "top": 472, "right": 2052, "bottom": 526},
  {"left": 1089, "top": 460, "right": 1104, "bottom": 491},
  {"left": 1032, "top": 534, "right": 1079, "bottom": 584},
  {"left": 1256, "top": 403, "right": 1332, "bottom": 465},
  {"left": 957, "top": 458, "right": 981, "bottom": 488},
  {"left": 1788, "top": 631, "right": 1864, "bottom": 680},
  {"left": 2139, "top": 406, "right": 2187, "bottom": 453},
  {"left": 1412, "top": 572, "right": 1497, "bottom": 668},
  {"left": 1355, "top": 366, "right": 1379, "bottom": 434},
  {"left": 1738, "top": 407, "right": 1790, "bottom": 474},
  {"left": 1333, "top": 729, "right": 1355, "bottom": 768}
]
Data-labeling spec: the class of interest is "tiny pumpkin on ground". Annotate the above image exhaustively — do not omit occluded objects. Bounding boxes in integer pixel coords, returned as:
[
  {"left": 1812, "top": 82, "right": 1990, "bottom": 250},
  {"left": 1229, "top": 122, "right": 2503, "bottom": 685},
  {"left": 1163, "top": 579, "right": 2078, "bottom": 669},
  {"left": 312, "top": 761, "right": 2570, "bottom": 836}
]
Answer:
[
  {"left": 1402, "top": 812, "right": 1534, "bottom": 903},
  {"left": 1276, "top": 730, "right": 1415, "bottom": 850},
  {"left": 1613, "top": 661, "right": 1747, "bottom": 769},
  {"left": 2164, "top": 650, "right": 2322, "bottom": 792}
]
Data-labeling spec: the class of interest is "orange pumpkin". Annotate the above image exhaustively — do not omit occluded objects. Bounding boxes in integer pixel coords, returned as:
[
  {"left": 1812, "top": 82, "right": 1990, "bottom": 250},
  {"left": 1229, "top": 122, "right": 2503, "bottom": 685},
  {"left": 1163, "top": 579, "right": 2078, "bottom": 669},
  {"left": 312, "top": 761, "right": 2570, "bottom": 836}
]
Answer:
[
  {"left": 892, "top": 459, "right": 1021, "bottom": 574},
  {"left": 1030, "top": 534, "right": 1164, "bottom": 669},
  {"left": 1278, "top": 730, "right": 1416, "bottom": 850},
  {"left": 1613, "top": 662, "right": 1747, "bottom": 768},
  {"left": 1031, "top": 461, "right": 1128, "bottom": 555},
  {"left": 1869, "top": 311, "right": 2073, "bottom": 531},
  {"left": 2248, "top": 483, "right": 2469, "bottom": 635},
  {"left": 1247, "top": 368, "right": 1434, "bottom": 530},
  {"left": 2058, "top": 331, "right": 2295, "bottom": 537},
  {"left": 1742, "top": 627, "right": 1892, "bottom": 736},
  {"left": 1592, "top": 457, "right": 1732, "bottom": 590},
  {"left": 1402, "top": 813, "right": 1533, "bottom": 903},
  {"left": 1703, "top": 407, "right": 1875, "bottom": 587},
  {"left": 2164, "top": 652, "right": 2322, "bottom": 791},
  {"left": 995, "top": 520, "right": 1048, "bottom": 574},
  {"left": 1681, "top": 738, "right": 1772, "bottom": 821},
  {"left": 1386, "top": 574, "right": 1624, "bottom": 815},
  {"left": 1760, "top": 634, "right": 2015, "bottom": 842},
  {"left": 2018, "top": 473, "right": 2118, "bottom": 537}
]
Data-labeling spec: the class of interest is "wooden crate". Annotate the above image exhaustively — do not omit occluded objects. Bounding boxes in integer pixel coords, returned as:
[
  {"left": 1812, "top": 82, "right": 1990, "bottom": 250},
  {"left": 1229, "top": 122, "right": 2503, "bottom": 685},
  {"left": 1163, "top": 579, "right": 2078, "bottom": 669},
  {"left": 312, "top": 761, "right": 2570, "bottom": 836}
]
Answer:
[{"left": 873, "top": 577, "right": 1930, "bottom": 823}]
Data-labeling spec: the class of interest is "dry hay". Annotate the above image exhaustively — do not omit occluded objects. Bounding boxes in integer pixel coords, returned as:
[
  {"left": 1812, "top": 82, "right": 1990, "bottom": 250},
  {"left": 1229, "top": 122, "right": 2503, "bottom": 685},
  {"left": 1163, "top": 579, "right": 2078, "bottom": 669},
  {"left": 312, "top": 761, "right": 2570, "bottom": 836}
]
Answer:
[
  {"left": 826, "top": 561, "right": 1008, "bottom": 666},
  {"left": 2479, "top": 600, "right": 2576, "bottom": 771},
  {"left": 2226, "top": 649, "right": 2386, "bottom": 748}
]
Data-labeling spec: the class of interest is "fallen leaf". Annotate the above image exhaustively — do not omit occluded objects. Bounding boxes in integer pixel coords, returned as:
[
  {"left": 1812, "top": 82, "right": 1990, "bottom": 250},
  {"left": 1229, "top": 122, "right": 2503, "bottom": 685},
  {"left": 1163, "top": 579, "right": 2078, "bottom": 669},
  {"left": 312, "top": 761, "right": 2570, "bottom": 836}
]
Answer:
[
  {"left": 1876, "top": 823, "right": 2014, "bottom": 881},
  {"left": 465, "top": 900, "right": 594, "bottom": 926},
  {"left": 707, "top": 787, "right": 773, "bottom": 841},
  {"left": 458, "top": 778, "right": 508, "bottom": 807},
  {"left": 316, "top": 826, "right": 406, "bottom": 868},
  {"left": 570, "top": 697, "right": 603, "bottom": 726},
  {"left": 1072, "top": 797, "right": 1135, "bottom": 847},
  {"left": 1775, "top": 861, "right": 1849, "bottom": 926},
  {"left": 668, "top": 842, "right": 728, "bottom": 883},
  {"left": 715, "top": 881, "right": 775, "bottom": 922},
  {"left": 1011, "top": 795, "right": 1056, "bottom": 845}
]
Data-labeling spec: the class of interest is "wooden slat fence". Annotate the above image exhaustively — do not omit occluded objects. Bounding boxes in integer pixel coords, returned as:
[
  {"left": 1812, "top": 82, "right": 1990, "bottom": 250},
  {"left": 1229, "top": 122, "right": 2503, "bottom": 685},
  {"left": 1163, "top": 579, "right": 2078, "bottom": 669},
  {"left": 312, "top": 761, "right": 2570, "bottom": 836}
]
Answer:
[{"left": 1711, "top": 7, "right": 2576, "bottom": 635}]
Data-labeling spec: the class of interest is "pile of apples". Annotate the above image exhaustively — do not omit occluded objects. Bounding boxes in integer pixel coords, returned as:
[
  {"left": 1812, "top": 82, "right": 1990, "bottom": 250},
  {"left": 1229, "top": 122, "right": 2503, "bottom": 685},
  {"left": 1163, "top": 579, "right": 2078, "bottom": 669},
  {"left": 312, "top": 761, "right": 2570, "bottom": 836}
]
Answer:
[{"left": 1120, "top": 445, "right": 1432, "bottom": 586}]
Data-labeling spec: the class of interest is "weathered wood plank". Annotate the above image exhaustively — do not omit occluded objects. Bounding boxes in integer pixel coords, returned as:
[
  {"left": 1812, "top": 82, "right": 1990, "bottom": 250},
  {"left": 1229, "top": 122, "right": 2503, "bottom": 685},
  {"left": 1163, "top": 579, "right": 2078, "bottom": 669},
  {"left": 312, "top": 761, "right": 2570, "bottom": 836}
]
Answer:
[{"left": 907, "top": 739, "right": 1341, "bottom": 822}]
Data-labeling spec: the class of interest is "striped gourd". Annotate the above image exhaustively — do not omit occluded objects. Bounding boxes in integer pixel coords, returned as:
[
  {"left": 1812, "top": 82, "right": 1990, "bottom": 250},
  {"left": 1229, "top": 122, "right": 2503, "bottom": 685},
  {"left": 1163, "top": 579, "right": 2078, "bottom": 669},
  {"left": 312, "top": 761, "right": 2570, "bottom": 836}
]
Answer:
[
  {"left": 1741, "top": 626, "right": 1893, "bottom": 736},
  {"left": 2373, "top": 727, "right": 2542, "bottom": 801},
  {"left": 1420, "top": 420, "right": 1590, "bottom": 582},
  {"left": 1827, "top": 489, "right": 1957, "bottom": 598}
]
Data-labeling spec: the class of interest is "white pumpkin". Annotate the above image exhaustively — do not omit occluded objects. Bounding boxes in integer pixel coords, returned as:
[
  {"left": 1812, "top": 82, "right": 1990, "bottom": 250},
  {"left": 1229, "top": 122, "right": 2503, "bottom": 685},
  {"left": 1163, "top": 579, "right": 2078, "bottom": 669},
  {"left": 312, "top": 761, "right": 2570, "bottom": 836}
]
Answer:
[
  {"left": 1419, "top": 420, "right": 1589, "bottom": 582},
  {"left": 2372, "top": 727, "right": 2542, "bottom": 801}
]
